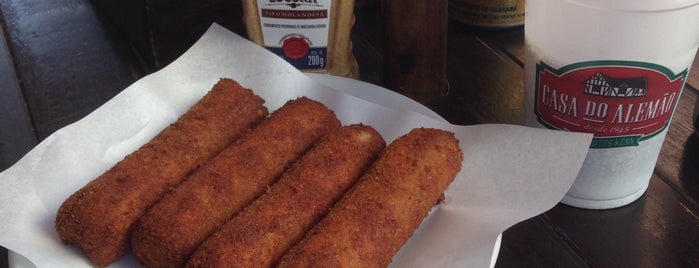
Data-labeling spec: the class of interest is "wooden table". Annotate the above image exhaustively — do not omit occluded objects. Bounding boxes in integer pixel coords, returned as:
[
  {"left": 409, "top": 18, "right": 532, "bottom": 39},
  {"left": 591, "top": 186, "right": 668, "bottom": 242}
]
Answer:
[{"left": 1, "top": 1, "right": 698, "bottom": 267}]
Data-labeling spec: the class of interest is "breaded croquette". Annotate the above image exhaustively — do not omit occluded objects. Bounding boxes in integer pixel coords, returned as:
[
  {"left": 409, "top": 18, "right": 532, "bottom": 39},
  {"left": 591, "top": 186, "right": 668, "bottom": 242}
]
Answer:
[
  {"left": 130, "top": 97, "right": 340, "bottom": 268},
  {"left": 186, "top": 124, "right": 386, "bottom": 268},
  {"left": 277, "top": 128, "right": 463, "bottom": 268},
  {"left": 54, "top": 78, "right": 268, "bottom": 267}
]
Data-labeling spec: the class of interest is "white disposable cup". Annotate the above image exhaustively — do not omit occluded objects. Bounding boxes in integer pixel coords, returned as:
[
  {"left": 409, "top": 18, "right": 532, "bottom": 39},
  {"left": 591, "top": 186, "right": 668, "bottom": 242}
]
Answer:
[{"left": 524, "top": 0, "right": 699, "bottom": 209}]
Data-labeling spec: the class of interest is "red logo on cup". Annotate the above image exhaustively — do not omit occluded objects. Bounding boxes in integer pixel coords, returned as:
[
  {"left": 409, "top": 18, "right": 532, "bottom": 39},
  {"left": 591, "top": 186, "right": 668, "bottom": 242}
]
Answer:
[
  {"left": 281, "top": 36, "right": 310, "bottom": 60},
  {"left": 535, "top": 61, "right": 687, "bottom": 148}
]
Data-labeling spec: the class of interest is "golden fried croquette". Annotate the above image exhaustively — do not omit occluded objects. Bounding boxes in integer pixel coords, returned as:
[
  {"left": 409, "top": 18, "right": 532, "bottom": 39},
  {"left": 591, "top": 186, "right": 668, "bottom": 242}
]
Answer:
[
  {"left": 130, "top": 97, "right": 341, "bottom": 268},
  {"left": 277, "top": 128, "right": 463, "bottom": 268},
  {"left": 186, "top": 124, "right": 386, "bottom": 268},
  {"left": 54, "top": 78, "right": 268, "bottom": 267}
]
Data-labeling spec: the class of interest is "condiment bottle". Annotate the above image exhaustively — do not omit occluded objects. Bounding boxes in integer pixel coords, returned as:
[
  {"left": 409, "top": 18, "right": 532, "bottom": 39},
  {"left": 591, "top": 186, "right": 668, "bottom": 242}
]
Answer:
[
  {"left": 448, "top": 0, "right": 525, "bottom": 29},
  {"left": 241, "top": 0, "right": 359, "bottom": 79}
]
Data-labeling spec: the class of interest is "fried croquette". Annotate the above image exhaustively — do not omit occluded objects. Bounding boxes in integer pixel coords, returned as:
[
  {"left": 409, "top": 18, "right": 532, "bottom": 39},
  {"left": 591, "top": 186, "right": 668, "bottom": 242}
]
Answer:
[
  {"left": 276, "top": 128, "right": 463, "bottom": 268},
  {"left": 130, "top": 97, "right": 341, "bottom": 268},
  {"left": 54, "top": 78, "right": 268, "bottom": 266},
  {"left": 186, "top": 124, "right": 386, "bottom": 268}
]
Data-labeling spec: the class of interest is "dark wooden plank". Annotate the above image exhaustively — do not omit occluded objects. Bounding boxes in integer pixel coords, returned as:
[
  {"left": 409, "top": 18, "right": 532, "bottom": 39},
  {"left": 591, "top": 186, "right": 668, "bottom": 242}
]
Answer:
[
  {"left": 470, "top": 26, "right": 525, "bottom": 66},
  {"left": 439, "top": 21, "right": 524, "bottom": 125},
  {"left": 688, "top": 54, "right": 699, "bottom": 90},
  {"left": 0, "top": 0, "right": 139, "bottom": 140},
  {"left": 382, "top": 0, "right": 448, "bottom": 104},
  {"left": 496, "top": 216, "right": 589, "bottom": 267},
  {"left": 352, "top": 5, "right": 520, "bottom": 126},
  {"left": 654, "top": 89, "right": 699, "bottom": 206},
  {"left": 351, "top": 2, "right": 384, "bottom": 87},
  {"left": 687, "top": 56, "right": 698, "bottom": 137},
  {"left": 545, "top": 173, "right": 699, "bottom": 267}
]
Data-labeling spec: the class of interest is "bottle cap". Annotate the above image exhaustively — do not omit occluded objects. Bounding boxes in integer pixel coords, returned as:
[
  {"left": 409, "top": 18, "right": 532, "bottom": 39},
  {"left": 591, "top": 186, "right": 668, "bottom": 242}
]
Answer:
[{"left": 282, "top": 36, "right": 310, "bottom": 60}]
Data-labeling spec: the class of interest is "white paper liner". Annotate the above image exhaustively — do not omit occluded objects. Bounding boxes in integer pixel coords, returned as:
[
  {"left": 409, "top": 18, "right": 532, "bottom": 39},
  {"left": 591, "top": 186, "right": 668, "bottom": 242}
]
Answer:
[{"left": 0, "top": 23, "right": 592, "bottom": 268}]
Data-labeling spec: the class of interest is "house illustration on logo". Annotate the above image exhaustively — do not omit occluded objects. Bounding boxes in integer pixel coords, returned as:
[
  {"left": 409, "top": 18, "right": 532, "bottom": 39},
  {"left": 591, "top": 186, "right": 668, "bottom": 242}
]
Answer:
[{"left": 584, "top": 72, "right": 648, "bottom": 97}]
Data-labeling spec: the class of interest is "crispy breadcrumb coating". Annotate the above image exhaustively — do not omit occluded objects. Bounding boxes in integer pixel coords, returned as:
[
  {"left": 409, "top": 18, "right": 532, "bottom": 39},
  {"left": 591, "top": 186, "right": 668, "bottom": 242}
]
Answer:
[
  {"left": 54, "top": 78, "right": 268, "bottom": 267},
  {"left": 186, "top": 124, "right": 385, "bottom": 268},
  {"left": 277, "top": 128, "right": 463, "bottom": 268},
  {"left": 131, "top": 97, "right": 340, "bottom": 268}
]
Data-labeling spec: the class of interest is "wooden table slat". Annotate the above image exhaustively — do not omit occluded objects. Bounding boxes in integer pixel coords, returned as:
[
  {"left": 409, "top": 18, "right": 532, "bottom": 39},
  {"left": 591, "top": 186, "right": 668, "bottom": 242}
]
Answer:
[
  {"left": 496, "top": 216, "right": 590, "bottom": 267},
  {"left": 442, "top": 22, "right": 524, "bottom": 125},
  {"left": 545, "top": 172, "right": 699, "bottom": 267},
  {"left": 655, "top": 89, "right": 699, "bottom": 207},
  {"left": 688, "top": 54, "right": 699, "bottom": 91},
  {"left": 351, "top": 4, "right": 384, "bottom": 87}
]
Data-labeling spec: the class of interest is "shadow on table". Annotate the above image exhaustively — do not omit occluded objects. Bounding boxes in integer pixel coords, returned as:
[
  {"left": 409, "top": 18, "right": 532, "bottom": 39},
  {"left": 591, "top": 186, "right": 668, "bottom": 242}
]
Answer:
[
  {"left": 2, "top": 246, "right": 8, "bottom": 268},
  {"left": 680, "top": 134, "right": 699, "bottom": 204}
]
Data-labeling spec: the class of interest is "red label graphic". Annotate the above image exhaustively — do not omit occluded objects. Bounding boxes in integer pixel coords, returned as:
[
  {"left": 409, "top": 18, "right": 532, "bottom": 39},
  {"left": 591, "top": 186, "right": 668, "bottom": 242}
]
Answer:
[
  {"left": 535, "top": 61, "right": 687, "bottom": 148},
  {"left": 261, "top": 9, "right": 327, "bottom": 19},
  {"left": 282, "top": 36, "right": 310, "bottom": 59}
]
